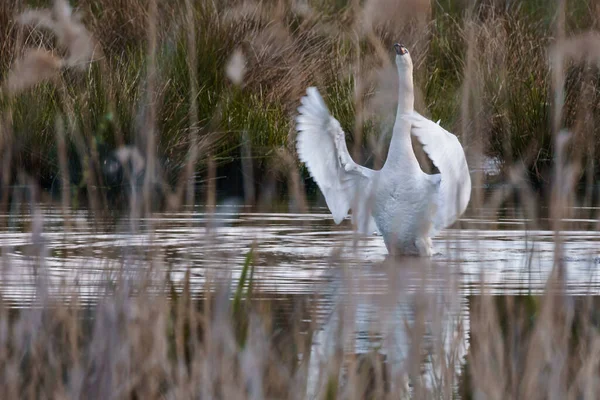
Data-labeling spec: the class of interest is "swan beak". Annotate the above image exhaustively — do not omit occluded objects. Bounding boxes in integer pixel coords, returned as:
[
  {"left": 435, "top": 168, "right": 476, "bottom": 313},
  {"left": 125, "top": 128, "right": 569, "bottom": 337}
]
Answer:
[{"left": 393, "top": 43, "right": 408, "bottom": 55}]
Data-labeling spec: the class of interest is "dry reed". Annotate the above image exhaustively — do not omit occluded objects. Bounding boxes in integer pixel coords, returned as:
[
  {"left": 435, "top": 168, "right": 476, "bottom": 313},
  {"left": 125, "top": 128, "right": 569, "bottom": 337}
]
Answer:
[{"left": 0, "top": 0, "right": 598, "bottom": 399}]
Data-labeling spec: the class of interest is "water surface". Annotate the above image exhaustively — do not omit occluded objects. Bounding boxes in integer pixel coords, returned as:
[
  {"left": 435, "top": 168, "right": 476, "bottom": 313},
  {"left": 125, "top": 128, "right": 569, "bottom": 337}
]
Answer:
[
  {"left": 1, "top": 204, "right": 599, "bottom": 393},
  {"left": 1, "top": 205, "right": 598, "bottom": 301}
]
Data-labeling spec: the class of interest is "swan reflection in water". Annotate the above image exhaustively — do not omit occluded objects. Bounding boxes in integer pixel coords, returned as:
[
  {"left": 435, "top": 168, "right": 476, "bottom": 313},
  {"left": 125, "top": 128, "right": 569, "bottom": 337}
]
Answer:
[{"left": 306, "top": 256, "right": 469, "bottom": 398}]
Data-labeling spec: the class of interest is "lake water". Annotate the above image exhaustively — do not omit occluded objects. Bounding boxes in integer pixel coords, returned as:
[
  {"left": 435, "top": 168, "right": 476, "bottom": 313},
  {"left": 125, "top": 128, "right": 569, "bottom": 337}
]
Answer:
[
  {"left": 1, "top": 205, "right": 598, "bottom": 300},
  {"left": 1, "top": 204, "right": 599, "bottom": 395}
]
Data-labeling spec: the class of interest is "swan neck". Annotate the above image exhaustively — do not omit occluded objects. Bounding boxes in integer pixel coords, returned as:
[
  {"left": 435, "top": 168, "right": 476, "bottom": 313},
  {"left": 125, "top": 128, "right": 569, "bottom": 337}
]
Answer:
[
  {"left": 385, "top": 121, "right": 419, "bottom": 171},
  {"left": 396, "top": 65, "right": 414, "bottom": 114},
  {"left": 384, "top": 64, "right": 419, "bottom": 171}
]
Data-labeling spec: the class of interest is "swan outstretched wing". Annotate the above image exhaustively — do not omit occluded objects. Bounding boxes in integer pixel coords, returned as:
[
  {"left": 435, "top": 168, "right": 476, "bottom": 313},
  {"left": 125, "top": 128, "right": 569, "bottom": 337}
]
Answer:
[
  {"left": 296, "top": 87, "right": 377, "bottom": 233},
  {"left": 410, "top": 112, "right": 471, "bottom": 233}
]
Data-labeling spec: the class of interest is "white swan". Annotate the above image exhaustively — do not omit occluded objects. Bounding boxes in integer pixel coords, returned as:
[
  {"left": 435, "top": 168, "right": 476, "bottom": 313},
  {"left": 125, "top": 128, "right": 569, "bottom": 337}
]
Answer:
[{"left": 295, "top": 44, "right": 471, "bottom": 256}]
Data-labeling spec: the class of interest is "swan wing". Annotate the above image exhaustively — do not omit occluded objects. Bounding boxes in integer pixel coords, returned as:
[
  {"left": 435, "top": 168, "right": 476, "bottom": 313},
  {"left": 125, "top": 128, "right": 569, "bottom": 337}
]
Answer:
[
  {"left": 296, "top": 87, "right": 377, "bottom": 232},
  {"left": 410, "top": 112, "right": 471, "bottom": 233}
]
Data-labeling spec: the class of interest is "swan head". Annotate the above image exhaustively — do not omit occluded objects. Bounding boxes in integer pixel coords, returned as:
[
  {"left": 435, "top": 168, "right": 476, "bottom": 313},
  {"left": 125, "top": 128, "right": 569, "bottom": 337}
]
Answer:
[{"left": 393, "top": 43, "right": 412, "bottom": 70}]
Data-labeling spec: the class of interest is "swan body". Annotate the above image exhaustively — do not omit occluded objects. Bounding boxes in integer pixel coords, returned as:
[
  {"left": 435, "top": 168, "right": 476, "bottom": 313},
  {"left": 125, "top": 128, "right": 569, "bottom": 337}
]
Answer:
[{"left": 296, "top": 44, "right": 471, "bottom": 256}]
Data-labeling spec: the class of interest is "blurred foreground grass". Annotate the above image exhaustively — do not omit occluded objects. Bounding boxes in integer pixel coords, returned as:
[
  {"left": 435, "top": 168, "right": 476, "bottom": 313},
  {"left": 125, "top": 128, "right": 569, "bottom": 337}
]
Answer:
[
  {"left": 1, "top": 0, "right": 600, "bottom": 398},
  {"left": 3, "top": 242, "right": 600, "bottom": 399}
]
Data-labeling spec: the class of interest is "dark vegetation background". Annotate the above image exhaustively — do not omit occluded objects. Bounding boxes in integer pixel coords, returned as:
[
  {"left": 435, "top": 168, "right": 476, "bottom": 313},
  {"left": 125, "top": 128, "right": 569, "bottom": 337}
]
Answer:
[{"left": 1, "top": 0, "right": 599, "bottom": 207}]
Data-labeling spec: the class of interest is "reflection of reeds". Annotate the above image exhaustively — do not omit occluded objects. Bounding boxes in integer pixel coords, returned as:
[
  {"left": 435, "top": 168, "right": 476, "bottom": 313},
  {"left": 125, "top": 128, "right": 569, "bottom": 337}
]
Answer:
[{"left": 0, "top": 0, "right": 599, "bottom": 398}]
